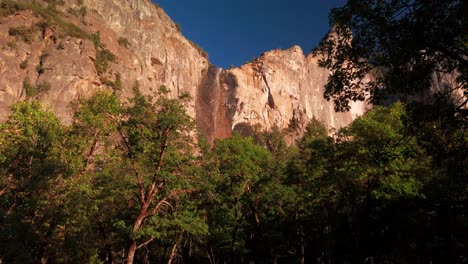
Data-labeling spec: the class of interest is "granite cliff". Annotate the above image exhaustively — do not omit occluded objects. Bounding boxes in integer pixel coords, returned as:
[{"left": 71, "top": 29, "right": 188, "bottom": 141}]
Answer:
[{"left": 0, "top": 0, "right": 369, "bottom": 141}]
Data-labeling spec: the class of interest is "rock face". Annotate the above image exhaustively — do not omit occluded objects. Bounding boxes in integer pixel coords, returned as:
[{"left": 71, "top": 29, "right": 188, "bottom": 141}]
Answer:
[
  {"left": 0, "top": 0, "right": 208, "bottom": 123},
  {"left": 198, "top": 46, "right": 369, "bottom": 142},
  {"left": 0, "top": 0, "right": 368, "bottom": 141}
]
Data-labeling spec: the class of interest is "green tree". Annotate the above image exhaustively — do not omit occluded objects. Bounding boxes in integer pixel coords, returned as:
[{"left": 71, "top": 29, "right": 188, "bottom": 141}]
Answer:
[
  {"left": 204, "top": 134, "right": 294, "bottom": 262},
  {"left": 331, "top": 103, "right": 434, "bottom": 262},
  {"left": 337, "top": 102, "right": 429, "bottom": 200},
  {"left": 120, "top": 86, "right": 206, "bottom": 264},
  {"left": 0, "top": 101, "right": 66, "bottom": 262},
  {"left": 0, "top": 90, "right": 209, "bottom": 263},
  {"left": 404, "top": 97, "right": 468, "bottom": 261},
  {"left": 286, "top": 104, "right": 449, "bottom": 263},
  {"left": 60, "top": 92, "right": 126, "bottom": 263},
  {"left": 314, "top": 0, "right": 467, "bottom": 111},
  {"left": 286, "top": 118, "right": 336, "bottom": 263}
]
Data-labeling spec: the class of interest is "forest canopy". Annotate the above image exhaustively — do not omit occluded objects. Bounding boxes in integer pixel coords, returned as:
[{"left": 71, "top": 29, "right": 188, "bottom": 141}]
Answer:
[{"left": 0, "top": 90, "right": 466, "bottom": 263}]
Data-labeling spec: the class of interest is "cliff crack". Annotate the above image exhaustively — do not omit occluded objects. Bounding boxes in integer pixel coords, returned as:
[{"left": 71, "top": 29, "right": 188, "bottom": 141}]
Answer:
[
  {"left": 261, "top": 72, "right": 276, "bottom": 109},
  {"left": 35, "top": 52, "right": 48, "bottom": 85}
]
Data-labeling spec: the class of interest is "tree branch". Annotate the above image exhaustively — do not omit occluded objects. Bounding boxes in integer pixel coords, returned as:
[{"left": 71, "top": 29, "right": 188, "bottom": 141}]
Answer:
[
  {"left": 146, "top": 189, "right": 195, "bottom": 218},
  {"left": 146, "top": 128, "right": 170, "bottom": 200},
  {"left": 119, "top": 130, "right": 145, "bottom": 203},
  {"left": 74, "top": 129, "right": 101, "bottom": 182},
  {"left": 137, "top": 237, "right": 154, "bottom": 249}
]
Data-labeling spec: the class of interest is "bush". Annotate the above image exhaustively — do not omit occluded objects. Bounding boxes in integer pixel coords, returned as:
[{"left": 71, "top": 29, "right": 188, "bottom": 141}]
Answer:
[
  {"left": 95, "top": 49, "right": 116, "bottom": 75},
  {"left": 37, "top": 82, "right": 51, "bottom": 93},
  {"left": 20, "top": 60, "right": 28, "bottom": 69},
  {"left": 101, "top": 73, "right": 122, "bottom": 92},
  {"left": 8, "top": 26, "right": 34, "bottom": 43},
  {"left": 22, "top": 78, "right": 50, "bottom": 98},
  {"left": 78, "top": 6, "right": 86, "bottom": 17},
  {"left": 23, "top": 77, "right": 36, "bottom": 97},
  {"left": 67, "top": 7, "right": 78, "bottom": 16},
  {"left": 29, "top": 1, "right": 88, "bottom": 39},
  {"left": 3, "top": 1, "right": 88, "bottom": 40},
  {"left": 0, "top": 0, "right": 25, "bottom": 16},
  {"left": 117, "top": 37, "right": 130, "bottom": 48},
  {"left": 36, "top": 21, "right": 50, "bottom": 32},
  {"left": 90, "top": 32, "right": 117, "bottom": 75},
  {"left": 67, "top": 6, "right": 86, "bottom": 18},
  {"left": 36, "top": 64, "right": 45, "bottom": 74},
  {"left": 89, "top": 31, "right": 102, "bottom": 48},
  {"left": 47, "top": 0, "right": 65, "bottom": 7}
]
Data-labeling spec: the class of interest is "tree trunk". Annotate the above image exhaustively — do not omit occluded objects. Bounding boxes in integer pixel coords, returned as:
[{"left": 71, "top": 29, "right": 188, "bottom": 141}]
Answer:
[
  {"left": 127, "top": 207, "right": 149, "bottom": 264},
  {"left": 167, "top": 239, "right": 179, "bottom": 264},
  {"left": 300, "top": 232, "right": 305, "bottom": 264},
  {"left": 127, "top": 241, "right": 137, "bottom": 264},
  {"left": 125, "top": 129, "right": 170, "bottom": 264},
  {"left": 207, "top": 248, "right": 216, "bottom": 264}
]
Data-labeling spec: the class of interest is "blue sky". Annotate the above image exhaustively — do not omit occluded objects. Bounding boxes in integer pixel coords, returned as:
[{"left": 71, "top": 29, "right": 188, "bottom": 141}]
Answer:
[{"left": 156, "top": 0, "right": 346, "bottom": 68}]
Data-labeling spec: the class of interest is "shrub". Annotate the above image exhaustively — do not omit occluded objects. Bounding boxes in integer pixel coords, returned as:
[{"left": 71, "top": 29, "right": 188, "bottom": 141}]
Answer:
[
  {"left": 36, "top": 64, "right": 45, "bottom": 74},
  {"left": 95, "top": 49, "right": 116, "bottom": 75},
  {"left": 0, "top": 0, "right": 25, "bottom": 16},
  {"left": 67, "top": 7, "right": 78, "bottom": 16},
  {"left": 117, "top": 37, "right": 130, "bottom": 48},
  {"left": 62, "top": 23, "right": 87, "bottom": 38},
  {"left": 20, "top": 60, "right": 28, "bottom": 69},
  {"left": 23, "top": 78, "right": 51, "bottom": 98},
  {"left": 36, "top": 21, "right": 50, "bottom": 32},
  {"left": 37, "top": 82, "right": 51, "bottom": 93},
  {"left": 78, "top": 6, "right": 86, "bottom": 17},
  {"left": 40, "top": 53, "right": 49, "bottom": 60},
  {"left": 8, "top": 26, "right": 34, "bottom": 43},
  {"left": 90, "top": 32, "right": 117, "bottom": 75},
  {"left": 23, "top": 77, "right": 37, "bottom": 97},
  {"left": 3, "top": 1, "right": 87, "bottom": 39},
  {"left": 89, "top": 31, "right": 102, "bottom": 48},
  {"left": 67, "top": 6, "right": 86, "bottom": 18},
  {"left": 29, "top": 1, "right": 88, "bottom": 39},
  {"left": 47, "top": 0, "right": 65, "bottom": 7},
  {"left": 101, "top": 73, "right": 122, "bottom": 92}
]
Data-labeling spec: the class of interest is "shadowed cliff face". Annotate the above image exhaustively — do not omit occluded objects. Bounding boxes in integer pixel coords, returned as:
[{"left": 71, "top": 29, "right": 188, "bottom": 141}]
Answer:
[{"left": 0, "top": 0, "right": 369, "bottom": 141}]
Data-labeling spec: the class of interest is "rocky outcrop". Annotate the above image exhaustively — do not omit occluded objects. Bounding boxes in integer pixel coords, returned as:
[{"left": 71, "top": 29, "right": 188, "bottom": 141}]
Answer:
[
  {"left": 196, "top": 46, "right": 369, "bottom": 142},
  {"left": 0, "top": 0, "right": 208, "bottom": 123},
  {"left": 0, "top": 0, "right": 369, "bottom": 141}
]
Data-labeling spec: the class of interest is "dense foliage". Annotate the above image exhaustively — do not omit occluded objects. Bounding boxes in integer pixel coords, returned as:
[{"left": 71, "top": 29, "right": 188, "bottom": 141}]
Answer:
[
  {"left": 0, "top": 92, "right": 466, "bottom": 263},
  {"left": 313, "top": 0, "right": 467, "bottom": 111}
]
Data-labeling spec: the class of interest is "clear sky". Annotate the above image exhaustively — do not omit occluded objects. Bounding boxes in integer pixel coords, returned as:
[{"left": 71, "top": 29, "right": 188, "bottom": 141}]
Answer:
[{"left": 156, "top": 0, "right": 346, "bottom": 68}]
